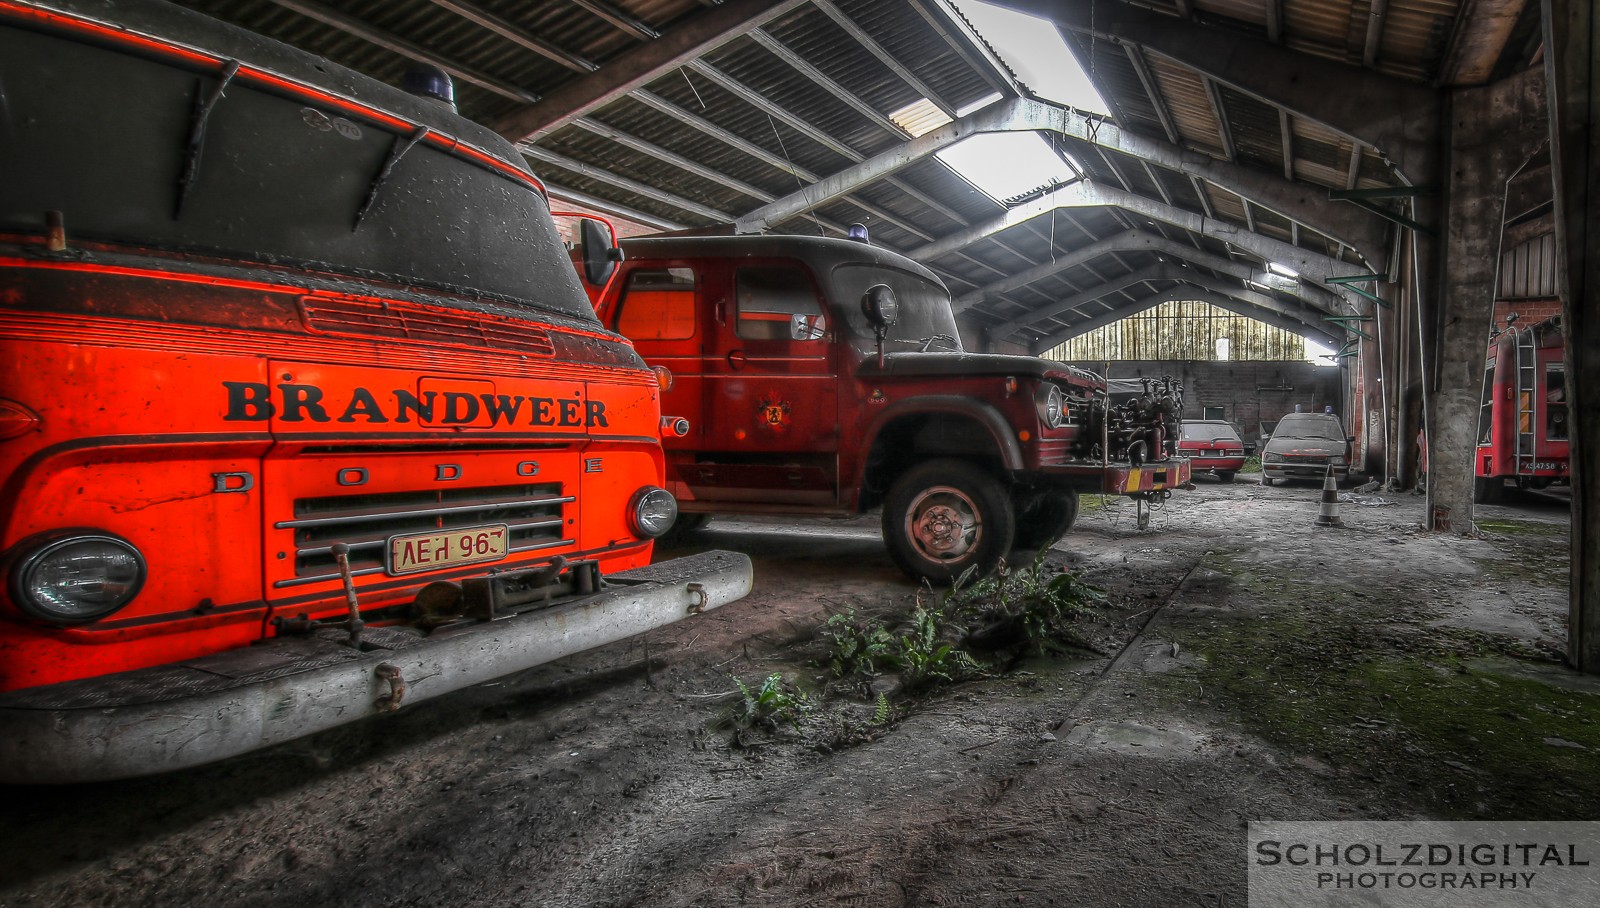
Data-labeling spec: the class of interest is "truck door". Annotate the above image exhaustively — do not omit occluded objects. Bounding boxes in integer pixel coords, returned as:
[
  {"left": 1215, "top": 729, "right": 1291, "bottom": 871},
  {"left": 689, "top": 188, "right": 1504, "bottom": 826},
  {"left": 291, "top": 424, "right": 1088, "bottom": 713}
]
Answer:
[
  {"left": 610, "top": 264, "right": 704, "bottom": 448},
  {"left": 694, "top": 262, "right": 839, "bottom": 506}
]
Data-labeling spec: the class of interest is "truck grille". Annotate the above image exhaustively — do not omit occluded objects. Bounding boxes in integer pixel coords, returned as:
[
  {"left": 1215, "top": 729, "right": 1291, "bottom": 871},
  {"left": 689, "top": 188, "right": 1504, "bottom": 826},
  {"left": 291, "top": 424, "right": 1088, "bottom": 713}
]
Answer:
[{"left": 274, "top": 483, "right": 574, "bottom": 587}]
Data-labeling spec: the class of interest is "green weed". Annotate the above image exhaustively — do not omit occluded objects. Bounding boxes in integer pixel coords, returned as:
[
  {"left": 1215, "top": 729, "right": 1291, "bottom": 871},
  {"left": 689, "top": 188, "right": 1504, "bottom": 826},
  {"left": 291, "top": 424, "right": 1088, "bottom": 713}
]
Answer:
[
  {"left": 819, "top": 609, "right": 898, "bottom": 680},
  {"left": 951, "top": 552, "right": 1108, "bottom": 655},
  {"left": 896, "top": 604, "right": 980, "bottom": 690},
  {"left": 727, "top": 673, "right": 808, "bottom": 734}
]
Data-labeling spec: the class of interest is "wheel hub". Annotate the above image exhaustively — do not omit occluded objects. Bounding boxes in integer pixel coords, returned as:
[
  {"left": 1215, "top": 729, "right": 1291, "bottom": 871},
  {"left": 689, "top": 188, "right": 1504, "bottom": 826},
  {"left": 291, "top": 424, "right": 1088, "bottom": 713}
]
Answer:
[{"left": 908, "top": 490, "right": 978, "bottom": 560}]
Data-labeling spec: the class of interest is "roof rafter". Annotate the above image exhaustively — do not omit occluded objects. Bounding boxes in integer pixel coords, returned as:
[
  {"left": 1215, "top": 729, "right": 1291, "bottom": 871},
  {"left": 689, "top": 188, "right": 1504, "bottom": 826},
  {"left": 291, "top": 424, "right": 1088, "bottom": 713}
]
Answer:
[
  {"left": 490, "top": 0, "right": 810, "bottom": 142},
  {"left": 813, "top": 0, "right": 957, "bottom": 118},
  {"left": 1124, "top": 44, "right": 1181, "bottom": 145},
  {"left": 1204, "top": 77, "right": 1238, "bottom": 161},
  {"left": 268, "top": 0, "right": 540, "bottom": 103},
  {"left": 424, "top": 0, "right": 596, "bottom": 74}
]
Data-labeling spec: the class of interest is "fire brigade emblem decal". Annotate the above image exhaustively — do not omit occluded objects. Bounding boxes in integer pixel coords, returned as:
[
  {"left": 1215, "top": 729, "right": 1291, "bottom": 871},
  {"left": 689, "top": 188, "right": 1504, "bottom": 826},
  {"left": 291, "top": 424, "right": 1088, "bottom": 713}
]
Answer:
[{"left": 757, "top": 392, "right": 792, "bottom": 433}]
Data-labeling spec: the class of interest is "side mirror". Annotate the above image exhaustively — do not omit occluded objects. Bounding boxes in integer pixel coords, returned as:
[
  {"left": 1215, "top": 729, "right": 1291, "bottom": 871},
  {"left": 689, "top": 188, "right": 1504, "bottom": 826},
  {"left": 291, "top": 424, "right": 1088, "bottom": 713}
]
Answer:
[{"left": 579, "top": 217, "right": 622, "bottom": 287}]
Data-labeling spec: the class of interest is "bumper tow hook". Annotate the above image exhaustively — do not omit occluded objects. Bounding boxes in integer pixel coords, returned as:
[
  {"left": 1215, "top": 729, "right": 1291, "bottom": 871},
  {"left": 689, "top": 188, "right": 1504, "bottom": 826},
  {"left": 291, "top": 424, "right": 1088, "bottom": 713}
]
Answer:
[{"left": 375, "top": 663, "right": 406, "bottom": 711}]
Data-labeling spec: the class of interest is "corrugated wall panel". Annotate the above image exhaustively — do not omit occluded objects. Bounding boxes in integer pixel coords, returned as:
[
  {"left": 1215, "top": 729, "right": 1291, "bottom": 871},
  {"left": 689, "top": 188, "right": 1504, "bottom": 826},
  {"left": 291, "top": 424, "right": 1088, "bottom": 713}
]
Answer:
[{"left": 1500, "top": 233, "right": 1559, "bottom": 300}]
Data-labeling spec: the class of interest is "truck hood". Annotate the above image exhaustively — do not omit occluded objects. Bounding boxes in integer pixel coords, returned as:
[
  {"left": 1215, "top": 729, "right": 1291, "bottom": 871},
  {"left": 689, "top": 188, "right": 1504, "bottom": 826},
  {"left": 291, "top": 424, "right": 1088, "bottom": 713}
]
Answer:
[{"left": 856, "top": 352, "right": 1099, "bottom": 388}]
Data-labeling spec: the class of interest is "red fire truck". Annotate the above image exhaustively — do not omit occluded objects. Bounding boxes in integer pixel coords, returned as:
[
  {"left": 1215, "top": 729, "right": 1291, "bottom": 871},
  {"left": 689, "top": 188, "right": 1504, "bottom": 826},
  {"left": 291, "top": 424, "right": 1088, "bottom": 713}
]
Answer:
[
  {"left": 0, "top": 0, "right": 751, "bottom": 783},
  {"left": 1475, "top": 315, "right": 1569, "bottom": 502},
  {"left": 584, "top": 231, "right": 1192, "bottom": 583}
]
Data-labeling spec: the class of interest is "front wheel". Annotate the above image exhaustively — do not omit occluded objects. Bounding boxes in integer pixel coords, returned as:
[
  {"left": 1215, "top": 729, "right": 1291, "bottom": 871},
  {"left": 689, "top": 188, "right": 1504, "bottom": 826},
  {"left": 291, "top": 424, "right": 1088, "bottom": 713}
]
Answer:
[
  {"left": 1217, "top": 471, "right": 1236, "bottom": 483},
  {"left": 1260, "top": 475, "right": 1275, "bottom": 487},
  {"left": 882, "top": 459, "right": 1015, "bottom": 584}
]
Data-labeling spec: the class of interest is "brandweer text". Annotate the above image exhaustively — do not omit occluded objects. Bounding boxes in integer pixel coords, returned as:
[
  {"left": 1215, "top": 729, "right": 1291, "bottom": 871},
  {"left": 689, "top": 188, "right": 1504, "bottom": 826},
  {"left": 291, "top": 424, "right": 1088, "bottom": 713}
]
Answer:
[{"left": 222, "top": 381, "right": 607, "bottom": 427}]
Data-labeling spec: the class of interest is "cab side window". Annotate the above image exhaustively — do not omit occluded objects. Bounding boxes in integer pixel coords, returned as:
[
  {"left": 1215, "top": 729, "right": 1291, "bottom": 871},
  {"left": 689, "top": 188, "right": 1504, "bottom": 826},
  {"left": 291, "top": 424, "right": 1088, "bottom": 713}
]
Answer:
[
  {"left": 1546, "top": 364, "right": 1568, "bottom": 440},
  {"left": 735, "top": 266, "right": 826, "bottom": 341},
  {"left": 616, "top": 268, "right": 697, "bottom": 340}
]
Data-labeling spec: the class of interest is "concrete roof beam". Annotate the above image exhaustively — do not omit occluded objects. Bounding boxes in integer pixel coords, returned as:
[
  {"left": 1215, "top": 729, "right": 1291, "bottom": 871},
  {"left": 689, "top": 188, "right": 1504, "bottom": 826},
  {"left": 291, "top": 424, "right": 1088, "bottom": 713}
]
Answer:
[
  {"left": 953, "top": 228, "right": 1342, "bottom": 315},
  {"left": 732, "top": 96, "right": 1388, "bottom": 263}
]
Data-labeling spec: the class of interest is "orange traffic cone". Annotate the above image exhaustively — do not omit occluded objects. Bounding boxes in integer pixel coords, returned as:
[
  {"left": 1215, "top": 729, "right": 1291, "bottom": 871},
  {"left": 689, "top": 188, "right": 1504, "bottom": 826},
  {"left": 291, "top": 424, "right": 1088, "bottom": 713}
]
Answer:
[{"left": 1314, "top": 463, "right": 1343, "bottom": 527}]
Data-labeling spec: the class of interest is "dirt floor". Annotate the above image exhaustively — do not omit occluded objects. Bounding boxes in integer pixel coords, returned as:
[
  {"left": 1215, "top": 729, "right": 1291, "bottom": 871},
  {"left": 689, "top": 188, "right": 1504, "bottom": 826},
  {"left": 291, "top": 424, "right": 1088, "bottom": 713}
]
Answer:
[{"left": 2, "top": 474, "right": 1594, "bottom": 908}]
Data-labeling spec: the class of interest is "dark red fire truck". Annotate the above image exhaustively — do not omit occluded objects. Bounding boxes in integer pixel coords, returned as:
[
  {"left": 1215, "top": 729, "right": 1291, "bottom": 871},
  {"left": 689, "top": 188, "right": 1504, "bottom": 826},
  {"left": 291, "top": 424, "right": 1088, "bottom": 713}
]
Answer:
[{"left": 586, "top": 232, "right": 1192, "bottom": 583}]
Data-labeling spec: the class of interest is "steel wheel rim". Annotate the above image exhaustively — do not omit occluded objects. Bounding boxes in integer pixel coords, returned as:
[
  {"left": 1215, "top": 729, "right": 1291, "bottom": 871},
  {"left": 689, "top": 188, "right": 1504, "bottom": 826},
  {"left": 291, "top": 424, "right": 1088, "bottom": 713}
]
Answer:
[{"left": 904, "top": 485, "right": 981, "bottom": 563}]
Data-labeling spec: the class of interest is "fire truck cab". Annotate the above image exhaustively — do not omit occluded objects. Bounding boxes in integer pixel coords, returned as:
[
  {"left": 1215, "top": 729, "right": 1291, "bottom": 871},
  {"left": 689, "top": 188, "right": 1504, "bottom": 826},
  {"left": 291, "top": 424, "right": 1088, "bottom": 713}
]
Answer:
[{"left": 0, "top": 0, "right": 751, "bottom": 783}]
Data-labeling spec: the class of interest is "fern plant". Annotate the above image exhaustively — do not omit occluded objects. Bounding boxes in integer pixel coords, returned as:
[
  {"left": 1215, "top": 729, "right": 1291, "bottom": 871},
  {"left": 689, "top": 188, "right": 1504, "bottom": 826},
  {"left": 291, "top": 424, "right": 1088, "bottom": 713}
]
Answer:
[
  {"left": 951, "top": 550, "right": 1109, "bottom": 654},
  {"left": 896, "top": 606, "right": 978, "bottom": 689},
  {"left": 728, "top": 673, "right": 808, "bottom": 732},
  {"left": 819, "top": 609, "right": 898, "bottom": 680}
]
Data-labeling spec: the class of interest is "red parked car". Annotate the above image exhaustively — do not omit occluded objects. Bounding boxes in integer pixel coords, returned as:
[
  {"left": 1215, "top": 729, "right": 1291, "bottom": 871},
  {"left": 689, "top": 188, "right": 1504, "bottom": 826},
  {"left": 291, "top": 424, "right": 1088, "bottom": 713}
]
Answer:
[{"left": 1178, "top": 420, "right": 1247, "bottom": 482}]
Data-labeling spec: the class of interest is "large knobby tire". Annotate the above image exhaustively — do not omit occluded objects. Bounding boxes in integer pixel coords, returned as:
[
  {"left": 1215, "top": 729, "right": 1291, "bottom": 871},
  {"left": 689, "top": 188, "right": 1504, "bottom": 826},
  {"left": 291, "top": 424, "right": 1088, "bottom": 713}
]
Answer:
[
  {"left": 1012, "top": 488, "right": 1080, "bottom": 550},
  {"left": 882, "top": 459, "right": 1015, "bottom": 584}
]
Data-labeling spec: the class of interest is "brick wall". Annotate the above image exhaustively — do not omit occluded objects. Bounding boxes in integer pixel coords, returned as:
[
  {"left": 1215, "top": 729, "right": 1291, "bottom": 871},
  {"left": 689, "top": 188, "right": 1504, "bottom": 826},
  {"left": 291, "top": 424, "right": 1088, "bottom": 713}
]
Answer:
[{"left": 1492, "top": 298, "right": 1561, "bottom": 329}]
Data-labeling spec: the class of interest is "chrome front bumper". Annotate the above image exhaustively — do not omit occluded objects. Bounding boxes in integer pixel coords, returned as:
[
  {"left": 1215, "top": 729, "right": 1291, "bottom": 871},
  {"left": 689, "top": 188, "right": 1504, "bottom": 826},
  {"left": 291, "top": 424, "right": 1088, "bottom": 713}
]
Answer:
[{"left": 0, "top": 550, "right": 752, "bottom": 784}]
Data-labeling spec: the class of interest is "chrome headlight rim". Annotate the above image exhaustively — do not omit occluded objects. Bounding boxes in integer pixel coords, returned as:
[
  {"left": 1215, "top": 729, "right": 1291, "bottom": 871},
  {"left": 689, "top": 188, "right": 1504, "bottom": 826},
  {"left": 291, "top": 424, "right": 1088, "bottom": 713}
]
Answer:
[
  {"left": 8, "top": 530, "right": 147, "bottom": 625},
  {"left": 1034, "top": 383, "right": 1065, "bottom": 429},
  {"left": 628, "top": 487, "right": 679, "bottom": 539}
]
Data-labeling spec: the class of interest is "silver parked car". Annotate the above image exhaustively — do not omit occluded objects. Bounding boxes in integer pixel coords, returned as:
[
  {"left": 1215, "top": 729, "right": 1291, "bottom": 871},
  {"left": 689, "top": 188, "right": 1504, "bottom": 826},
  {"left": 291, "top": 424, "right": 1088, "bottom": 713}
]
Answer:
[{"left": 1260, "top": 413, "right": 1353, "bottom": 485}]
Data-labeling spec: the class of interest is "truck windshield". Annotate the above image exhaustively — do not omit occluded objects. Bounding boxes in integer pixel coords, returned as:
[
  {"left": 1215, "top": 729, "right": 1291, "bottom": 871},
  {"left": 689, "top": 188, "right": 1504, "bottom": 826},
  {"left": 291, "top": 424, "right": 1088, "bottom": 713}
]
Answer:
[
  {"left": 0, "top": 18, "right": 593, "bottom": 321},
  {"left": 1274, "top": 416, "right": 1344, "bottom": 440},
  {"left": 831, "top": 264, "right": 962, "bottom": 357}
]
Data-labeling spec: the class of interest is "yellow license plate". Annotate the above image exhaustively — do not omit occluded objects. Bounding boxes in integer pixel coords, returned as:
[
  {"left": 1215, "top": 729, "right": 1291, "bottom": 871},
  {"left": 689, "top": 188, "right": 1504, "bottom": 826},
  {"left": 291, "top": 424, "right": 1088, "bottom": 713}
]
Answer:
[{"left": 387, "top": 524, "right": 509, "bottom": 575}]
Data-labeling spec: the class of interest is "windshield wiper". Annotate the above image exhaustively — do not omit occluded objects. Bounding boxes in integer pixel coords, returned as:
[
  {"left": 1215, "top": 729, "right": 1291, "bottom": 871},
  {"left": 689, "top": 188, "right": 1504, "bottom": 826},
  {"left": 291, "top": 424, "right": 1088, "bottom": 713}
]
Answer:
[{"left": 884, "top": 334, "right": 960, "bottom": 351}]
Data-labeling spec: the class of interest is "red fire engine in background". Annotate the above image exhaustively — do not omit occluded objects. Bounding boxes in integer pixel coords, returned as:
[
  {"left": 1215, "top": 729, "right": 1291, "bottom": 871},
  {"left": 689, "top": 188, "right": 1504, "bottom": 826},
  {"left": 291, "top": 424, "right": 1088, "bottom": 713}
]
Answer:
[{"left": 1475, "top": 315, "right": 1568, "bottom": 502}]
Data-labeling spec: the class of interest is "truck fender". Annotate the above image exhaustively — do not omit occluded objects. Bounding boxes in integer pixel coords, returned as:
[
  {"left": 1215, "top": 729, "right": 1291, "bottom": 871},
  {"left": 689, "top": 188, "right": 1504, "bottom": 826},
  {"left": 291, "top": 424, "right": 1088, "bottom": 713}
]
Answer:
[{"left": 857, "top": 396, "right": 1024, "bottom": 491}]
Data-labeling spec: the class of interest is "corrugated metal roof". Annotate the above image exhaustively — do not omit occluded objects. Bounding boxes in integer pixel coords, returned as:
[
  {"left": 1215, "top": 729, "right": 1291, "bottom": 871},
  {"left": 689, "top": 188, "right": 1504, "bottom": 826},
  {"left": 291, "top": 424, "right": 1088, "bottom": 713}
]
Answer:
[{"left": 147, "top": 0, "right": 1540, "bottom": 348}]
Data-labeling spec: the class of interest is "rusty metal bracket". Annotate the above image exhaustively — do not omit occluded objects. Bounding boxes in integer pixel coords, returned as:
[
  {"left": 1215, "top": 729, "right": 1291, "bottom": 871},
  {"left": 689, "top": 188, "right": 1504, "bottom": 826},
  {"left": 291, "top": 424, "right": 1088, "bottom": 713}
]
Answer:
[
  {"left": 686, "top": 583, "right": 708, "bottom": 615},
  {"left": 331, "top": 542, "right": 364, "bottom": 648}
]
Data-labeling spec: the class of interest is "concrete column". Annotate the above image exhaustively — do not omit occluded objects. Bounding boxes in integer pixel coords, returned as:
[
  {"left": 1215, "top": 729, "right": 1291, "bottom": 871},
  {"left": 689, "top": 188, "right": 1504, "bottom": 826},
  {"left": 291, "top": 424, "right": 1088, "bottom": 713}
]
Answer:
[
  {"left": 1357, "top": 278, "right": 1403, "bottom": 484},
  {"left": 1426, "top": 68, "right": 1551, "bottom": 534},
  {"left": 1543, "top": 0, "right": 1600, "bottom": 673}
]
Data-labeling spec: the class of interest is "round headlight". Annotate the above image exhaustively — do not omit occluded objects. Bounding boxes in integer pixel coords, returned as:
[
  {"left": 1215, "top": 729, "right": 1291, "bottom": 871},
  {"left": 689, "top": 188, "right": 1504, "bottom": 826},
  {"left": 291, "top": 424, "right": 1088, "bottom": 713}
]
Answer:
[
  {"left": 629, "top": 487, "right": 679, "bottom": 539},
  {"left": 12, "top": 533, "right": 145, "bottom": 624},
  {"left": 1035, "top": 384, "right": 1064, "bottom": 429}
]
